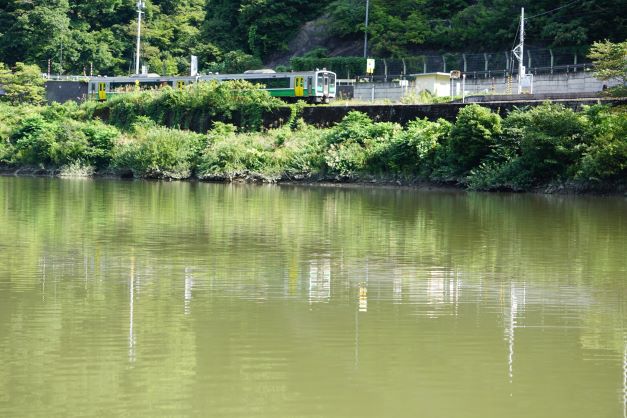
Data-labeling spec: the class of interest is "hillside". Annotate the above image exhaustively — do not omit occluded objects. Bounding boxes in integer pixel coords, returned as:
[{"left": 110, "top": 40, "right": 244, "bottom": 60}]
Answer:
[{"left": 0, "top": 0, "right": 624, "bottom": 76}]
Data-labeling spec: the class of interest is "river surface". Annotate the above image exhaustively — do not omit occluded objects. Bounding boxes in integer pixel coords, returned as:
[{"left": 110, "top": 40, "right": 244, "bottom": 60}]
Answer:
[{"left": 0, "top": 177, "right": 625, "bottom": 417}]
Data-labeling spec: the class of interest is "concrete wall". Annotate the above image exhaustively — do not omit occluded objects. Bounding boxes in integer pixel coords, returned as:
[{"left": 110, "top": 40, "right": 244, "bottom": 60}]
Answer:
[
  {"left": 353, "top": 82, "right": 408, "bottom": 102},
  {"left": 348, "top": 72, "right": 619, "bottom": 102},
  {"left": 463, "top": 71, "right": 620, "bottom": 95},
  {"left": 300, "top": 98, "right": 625, "bottom": 127}
]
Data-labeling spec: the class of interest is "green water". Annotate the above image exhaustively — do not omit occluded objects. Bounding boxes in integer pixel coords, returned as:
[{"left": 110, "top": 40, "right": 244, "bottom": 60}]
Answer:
[{"left": 0, "top": 177, "right": 625, "bottom": 418}]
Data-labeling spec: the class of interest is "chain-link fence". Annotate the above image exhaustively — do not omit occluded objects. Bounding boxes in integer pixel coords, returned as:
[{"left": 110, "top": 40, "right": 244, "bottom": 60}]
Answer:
[{"left": 328, "top": 48, "right": 591, "bottom": 81}]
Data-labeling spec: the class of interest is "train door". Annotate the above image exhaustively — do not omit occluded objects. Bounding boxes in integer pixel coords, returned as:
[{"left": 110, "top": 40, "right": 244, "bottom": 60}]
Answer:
[
  {"left": 307, "top": 77, "right": 313, "bottom": 96},
  {"left": 98, "top": 82, "right": 107, "bottom": 101},
  {"left": 294, "top": 77, "right": 304, "bottom": 97},
  {"left": 323, "top": 74, "right": 329, "bottom": 97},
  {"left": 176, "top": 80, "right": 186, "bottom": 89}
]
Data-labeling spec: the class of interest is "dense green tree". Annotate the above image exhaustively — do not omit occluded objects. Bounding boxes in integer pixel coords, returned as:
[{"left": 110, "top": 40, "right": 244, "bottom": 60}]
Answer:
[
  {"left": 0, "top": 0, "right": 625, "bottom": 74},
  {"left": 588, "top": 40, "right": 627, "bottom": 96},
  {"left": 0, "top": 62, "right": 46, "bottom": 105}
]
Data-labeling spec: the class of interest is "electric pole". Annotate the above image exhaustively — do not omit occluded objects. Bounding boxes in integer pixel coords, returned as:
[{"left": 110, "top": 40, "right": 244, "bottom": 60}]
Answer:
[
  {"left": 135, "top": 1, "right": 146, "bottom": 75},
  {"left": 512, "top": 7, "right": 525, "bottom": 94},
  {"left": 363, "top": 0, "right": 369, "bottom": 58}
]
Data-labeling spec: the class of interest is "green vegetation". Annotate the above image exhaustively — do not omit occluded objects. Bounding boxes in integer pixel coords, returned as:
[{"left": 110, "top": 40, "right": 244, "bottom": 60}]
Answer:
[
  {"left": 0, "top": 62, "right": 45, "bottom": 105},
  {"left": 588, "top": 40, "right": 627, "bottom": 97},
  {"left": 0, "top": 1, "right": 624, "bottom": 74},
  {"left": 87, "top": 79, "right": 282, "bottom": 132},
  {"left": 1, "top": 83, "right": 625, "bottom": 192}
]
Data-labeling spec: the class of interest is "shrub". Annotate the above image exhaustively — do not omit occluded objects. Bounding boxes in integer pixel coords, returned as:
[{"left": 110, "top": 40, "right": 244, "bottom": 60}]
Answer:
[
  {"left": 198, "top": 134, "right": 274, "bottom": 177},
  {"left": 403, "top": 118, "right": 451, "bottom": 176},
  {"left": 9, "top": 115, "right": 57, "bottom": 165},
  {"left": 323, "top": 112, "right": 406, "bottom": 175},
  {"left": 271, "top": 126, "right": 327, "bottom": 175},
  {"left": 576, "top": 105, "right": 627, "bottom": 183},
  {"left": 446, "top": 104, "right": 502, "bottom": 176},
  {"left": 99, "top": 80, "right": 281, "bottom": 133},
  {"left": 113, "top": 126, "right": 205, "bottom": 179},
  {"left": 510, "top": 103, "right": 588, "bottom": 183}
]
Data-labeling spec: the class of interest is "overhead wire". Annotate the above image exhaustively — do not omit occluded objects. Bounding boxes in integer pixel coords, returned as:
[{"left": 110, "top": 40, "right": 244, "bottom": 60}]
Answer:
[{"left": 524, "top": 0, "right": 587, "bottom": 20}]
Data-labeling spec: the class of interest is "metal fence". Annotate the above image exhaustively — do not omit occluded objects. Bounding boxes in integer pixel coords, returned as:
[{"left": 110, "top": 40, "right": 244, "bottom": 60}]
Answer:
[{"left": 362, "top": 48, "right": 590, "bottom": 81}]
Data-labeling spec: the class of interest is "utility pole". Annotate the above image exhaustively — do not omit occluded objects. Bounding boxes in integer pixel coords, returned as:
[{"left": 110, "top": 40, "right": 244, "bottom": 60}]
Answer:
[
  {"left": 363, "top": 0, "right": 369, "bottom": 58},
  {"left": 135, "top": 1, "right": 146, "bottom": 75},
  {"left": 512, "top": 7, "right": 525, "bottom": 94}
]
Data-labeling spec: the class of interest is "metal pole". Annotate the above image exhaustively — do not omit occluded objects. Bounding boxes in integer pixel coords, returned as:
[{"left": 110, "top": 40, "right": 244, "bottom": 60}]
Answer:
[
  {"left": 363, "top": 0, "right": 369, "bottom": 58},
  {"left": 135, "top": 1, "right": 145, "bottom": 75},
  {"left": 518, "top": 7, "right": 524, "bottom": 94}
]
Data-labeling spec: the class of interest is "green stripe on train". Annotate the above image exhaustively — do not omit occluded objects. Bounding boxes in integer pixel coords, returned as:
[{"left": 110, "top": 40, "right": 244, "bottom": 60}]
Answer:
[{"left": 266, "top": 89, "right": 317, "bottom": 98}]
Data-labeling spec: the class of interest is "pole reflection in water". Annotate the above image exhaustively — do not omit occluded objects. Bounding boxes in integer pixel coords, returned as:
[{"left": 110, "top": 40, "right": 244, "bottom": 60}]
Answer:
[
  {"left": 184, "top": 267, "right": 194, "bottom": 315},
  {"left": 129, "top": 256, "right": 136, "bottom": 364},
  {"left": 308, "top": 257, "right": 331, "bottom": 304},
  {"left": 506, "top": 283, "right": 526, "bottom": 390},
  {"left": 392, "top": 272, "right": 402, "bottom": 304},
  {"left": 359, "top": 285, "right": 368, "bottom": 313}
]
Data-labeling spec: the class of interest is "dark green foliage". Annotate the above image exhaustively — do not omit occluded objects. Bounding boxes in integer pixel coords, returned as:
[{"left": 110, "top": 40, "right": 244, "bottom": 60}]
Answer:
[
  {"left": 291, "top": 57, "right": 365, "bottom": 79},
  {"left": 509, "top": 103, "right": 588, "bottom": 183},
  {"left": 9, "top": 115, "right": 57, "bottom": 165},
  {"left": 205, "top": 50, "right": 263, "bottom": 74},
  {"left": 446, "top": 104, "right": 502, "bottom": 176},
  {"left": 576, "top": 105, "right": 627, "bottom": 183},
  {"left": 467, "top": 103, "right": 626, "bottom": 191},
  {"left": 1, "top": 0, "right": 624, "bottom": 73}
]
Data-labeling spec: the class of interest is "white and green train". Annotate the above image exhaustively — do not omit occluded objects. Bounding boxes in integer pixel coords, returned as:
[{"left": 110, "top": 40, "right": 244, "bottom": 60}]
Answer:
[{"left": 88, "top": 69, "right": 337, "bottom": 104}]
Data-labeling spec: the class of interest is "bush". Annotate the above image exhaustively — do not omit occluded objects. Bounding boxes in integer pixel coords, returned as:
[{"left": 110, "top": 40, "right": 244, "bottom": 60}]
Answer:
[
  {"left": 9, "top": 115, "right": 57, "bottom": 165},
  {"left": 99, "top": 80, "right": 281, "bottom": 133},
  {"left": 576, "top": 105, "right": 627, "bottom": 183},
  {"left": 323, "top": 112, "right": 407, "bottom": 175},
  {"left": 0, "top": 62, "right": 45, "bottom": 105},
  {"left": 509, "top": 103, "right": 588, "bottom": 183},
  {"left": 446, "top": 104, "right": 502, "bottom": 176},
  {"left": 403, "top": 118, "right": 451, "bottom": 176},
  {"left": 113, "top": 126, "right": 205, "bottom": 179}
]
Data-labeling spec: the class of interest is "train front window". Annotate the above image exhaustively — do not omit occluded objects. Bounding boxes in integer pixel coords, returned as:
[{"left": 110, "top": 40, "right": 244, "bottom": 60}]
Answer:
[
  {"left": 317, "top": 74, "right": 323, "bottom": 91},
  {"left": 329, "top": 74, "right": 336, "bottom": 93}
]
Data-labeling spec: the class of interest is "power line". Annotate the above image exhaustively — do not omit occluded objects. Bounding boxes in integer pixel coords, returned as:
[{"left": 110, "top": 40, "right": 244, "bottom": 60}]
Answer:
[{"left": 525, "top": 0, "right": 586, "bottom": 20}]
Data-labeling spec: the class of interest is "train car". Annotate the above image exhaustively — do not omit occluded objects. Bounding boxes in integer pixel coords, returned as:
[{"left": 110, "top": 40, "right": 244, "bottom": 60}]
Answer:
[{"left": 87, "top": 69, "right": 336, "bottom": 104}]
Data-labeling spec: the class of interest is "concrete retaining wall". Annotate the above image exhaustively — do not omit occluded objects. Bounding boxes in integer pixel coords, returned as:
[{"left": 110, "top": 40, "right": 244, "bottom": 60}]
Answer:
[
  {"left": 464, "top": 71, "right": 620, "bottom": 95},
  {"left": 347, "top": 72, "right": 620, "bottom": 103},
  {"left": 300, "top": 98, "right": 625, "bottom": 126}
]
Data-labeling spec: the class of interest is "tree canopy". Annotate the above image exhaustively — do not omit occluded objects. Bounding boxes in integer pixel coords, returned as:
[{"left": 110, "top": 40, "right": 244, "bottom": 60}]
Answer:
[{"left": 0, "top": 0, "right": 624, "bottom": 75}]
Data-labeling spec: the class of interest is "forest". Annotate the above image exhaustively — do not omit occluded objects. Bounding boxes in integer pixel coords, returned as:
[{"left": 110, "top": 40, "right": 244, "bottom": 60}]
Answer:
[{"left": 0, "top": 0, "right": 625, "bottom": 76}]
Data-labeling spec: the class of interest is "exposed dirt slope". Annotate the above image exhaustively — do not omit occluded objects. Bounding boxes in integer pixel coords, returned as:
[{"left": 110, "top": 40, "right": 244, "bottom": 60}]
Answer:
[{"left": 265, "top": 15, "right": 362, "bottom": 67}]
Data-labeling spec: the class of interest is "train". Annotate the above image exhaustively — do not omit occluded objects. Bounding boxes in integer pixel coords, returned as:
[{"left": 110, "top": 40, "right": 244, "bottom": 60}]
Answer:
[{"left": 87, "top": 69, "right": 337, "bottom": 104}]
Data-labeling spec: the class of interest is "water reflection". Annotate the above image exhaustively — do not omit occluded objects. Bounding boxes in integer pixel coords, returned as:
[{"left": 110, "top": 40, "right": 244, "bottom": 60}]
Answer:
[
  {"left": 308, "top": 257, "right": 331, "bottom": 304},
  {"left": 129, "top": 255, "right": 136, "bottom": 364},
  {"left": 184, "top": 267, "right": 194, "bottom": 315},
  {"left": 0, "top": 178, "right": 625, "bottom": 418},
  {"left": 624, "top": 338, "right": 626, "bottom": 418}
]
